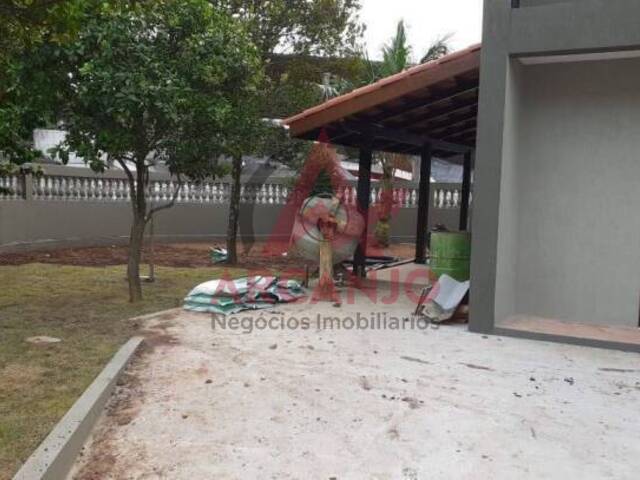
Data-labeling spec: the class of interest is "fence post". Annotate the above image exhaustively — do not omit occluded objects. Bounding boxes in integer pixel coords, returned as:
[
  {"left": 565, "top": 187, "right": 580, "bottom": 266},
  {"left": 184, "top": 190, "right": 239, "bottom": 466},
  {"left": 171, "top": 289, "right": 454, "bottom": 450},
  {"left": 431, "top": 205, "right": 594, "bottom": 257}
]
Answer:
[{"left": 22, "top": 172, "right": 34, "bottom": 200}]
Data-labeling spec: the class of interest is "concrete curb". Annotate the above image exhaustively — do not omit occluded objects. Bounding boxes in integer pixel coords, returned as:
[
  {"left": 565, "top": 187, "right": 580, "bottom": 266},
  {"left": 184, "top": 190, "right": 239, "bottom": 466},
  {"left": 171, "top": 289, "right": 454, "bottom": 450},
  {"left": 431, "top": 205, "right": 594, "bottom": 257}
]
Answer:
[{"left": 13, "top": 337, "right": 144, "bottom": 480}]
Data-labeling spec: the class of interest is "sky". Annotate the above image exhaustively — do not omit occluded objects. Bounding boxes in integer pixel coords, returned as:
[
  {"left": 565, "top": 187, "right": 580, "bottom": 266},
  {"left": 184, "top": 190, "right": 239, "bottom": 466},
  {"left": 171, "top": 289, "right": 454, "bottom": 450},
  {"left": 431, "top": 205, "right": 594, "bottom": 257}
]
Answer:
[{"left": 359, "top": 0, "right": 483, "bottom": 61}]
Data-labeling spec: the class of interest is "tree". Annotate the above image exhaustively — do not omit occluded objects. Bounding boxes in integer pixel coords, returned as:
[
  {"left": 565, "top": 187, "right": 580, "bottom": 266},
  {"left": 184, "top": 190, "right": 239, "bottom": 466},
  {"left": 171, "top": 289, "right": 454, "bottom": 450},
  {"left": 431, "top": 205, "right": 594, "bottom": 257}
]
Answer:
[
  {"left": 379, "top": 20, "right": 411, "bottom": 78},
  {"left": 0, "top": 1, "right": 82, "bottom": 63},
  {"left": 221, "top": 95, "right": 266, "bottom": 265},
  {"left": 54, "top": 0, "right": 262, "bottom": 301},
  {"left": 420, "top": 34, "right": 453, "bottom": 64},
  {"left": 208, "top": 0, "right": 365, "bottom": 265},
  {"left": 317, "top": 72, "right": 354, "bottom": 102},
  {"left": 0, "top": 0, "right": 87, "bottom": 177},
  {"left": 364, "top": 21, "right": 451, "bottom": 246},
  {"left": 208, "top": 0, "right": 364, "bottom": 61}
]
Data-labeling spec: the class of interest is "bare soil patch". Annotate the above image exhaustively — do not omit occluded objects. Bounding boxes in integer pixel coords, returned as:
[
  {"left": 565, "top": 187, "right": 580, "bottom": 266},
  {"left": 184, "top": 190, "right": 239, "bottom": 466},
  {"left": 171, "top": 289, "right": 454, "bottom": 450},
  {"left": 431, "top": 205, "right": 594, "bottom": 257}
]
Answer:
[
  {"left": 0, "top": 241, "right": 415, "bottom": 271},
  {"left": 72, "top": 357, "right": 148, "bottom": 480}
]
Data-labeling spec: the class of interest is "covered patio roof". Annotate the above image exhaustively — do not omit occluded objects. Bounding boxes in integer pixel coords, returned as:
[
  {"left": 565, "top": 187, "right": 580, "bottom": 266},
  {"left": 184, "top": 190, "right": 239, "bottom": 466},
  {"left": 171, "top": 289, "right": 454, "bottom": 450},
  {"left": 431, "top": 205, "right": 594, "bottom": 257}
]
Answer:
[
  {"left": 284, "top": 44, "right": 481, "bottom": 159},
  {"left": 283, "top": 44, "right": 481, "bottom": 274}
]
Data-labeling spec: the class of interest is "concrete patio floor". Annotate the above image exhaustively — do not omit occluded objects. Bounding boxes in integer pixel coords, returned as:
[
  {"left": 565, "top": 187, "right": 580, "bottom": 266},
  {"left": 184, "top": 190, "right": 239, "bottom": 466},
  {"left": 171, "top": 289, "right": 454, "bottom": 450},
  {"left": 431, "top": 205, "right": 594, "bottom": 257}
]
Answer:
[{"left": 70, "top": 284, "right": 640, "bottom": 480}]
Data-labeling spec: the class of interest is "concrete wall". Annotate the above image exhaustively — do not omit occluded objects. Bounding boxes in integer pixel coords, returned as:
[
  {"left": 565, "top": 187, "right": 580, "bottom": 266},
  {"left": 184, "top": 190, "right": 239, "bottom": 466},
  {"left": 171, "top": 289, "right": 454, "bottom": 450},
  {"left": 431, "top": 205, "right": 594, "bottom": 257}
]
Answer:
[
  {"left": 493, "top": 59, "right": 524, "bottom": 323},
  {"left": 509, "top": 0, "right": 640, "bottom": 56},
  {"left": 0, "top": 165, "right": 463, "bottom": 251},
  {"left": 473, "top": 0, "right": 640, "bottom": 332},
  {"left": 519, "top": 0, "right": 575, "bottom": 7},
  {"left": 512, "top": 58, "right": 640, "bottom": 326},
  {"left": 0, "top": 199, "right": 461, "bottom": 251},
  {"left": 470, "top": 0, "right": 513, "bottom": 332}
]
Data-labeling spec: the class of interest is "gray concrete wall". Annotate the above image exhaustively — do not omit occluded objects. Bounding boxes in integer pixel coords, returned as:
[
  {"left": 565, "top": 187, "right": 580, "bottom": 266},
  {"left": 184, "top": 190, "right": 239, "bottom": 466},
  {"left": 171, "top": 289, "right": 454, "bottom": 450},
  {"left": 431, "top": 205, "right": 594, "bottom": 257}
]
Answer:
[
  {"left": 0, "top": 199, "right": 461, "bottom": 251},
  {"left": 493, "top": 59, "right": 524, "bottom": 323},
  {"left": 510, "top": 0, "right": 640, "bottom": 56},
  {"left": 470, "top": 0, "right": 512, "bottom": 332},
  {"left": 0, "top": 165, "right": 463, "bottom": 251},
  {"left": 519, "top": 0, "right": 575, "bottom": 7},
  {"left": 512, "top": 58, "right": 640, "bottom": 326},
  {"left": 473, "top": 0, "right": 640, "bottom": 332}
]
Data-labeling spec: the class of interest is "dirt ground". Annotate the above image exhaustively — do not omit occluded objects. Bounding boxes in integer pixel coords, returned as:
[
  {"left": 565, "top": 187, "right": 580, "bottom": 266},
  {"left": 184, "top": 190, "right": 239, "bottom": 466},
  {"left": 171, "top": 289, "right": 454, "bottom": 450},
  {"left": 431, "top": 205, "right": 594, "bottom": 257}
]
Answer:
[
  {"left": 0, "top": 241, "right": 416, "bottom": 270},
  {"left": 70, "top": 286, "right": 640, "bottom": 480}
]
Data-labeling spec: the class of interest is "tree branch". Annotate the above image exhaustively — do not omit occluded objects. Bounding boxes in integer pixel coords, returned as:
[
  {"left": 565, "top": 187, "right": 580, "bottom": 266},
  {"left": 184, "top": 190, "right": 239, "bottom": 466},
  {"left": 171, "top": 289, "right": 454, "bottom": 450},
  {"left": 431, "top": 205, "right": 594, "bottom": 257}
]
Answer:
[
  {"left": 146, "top": 174, "right": 183, "bottom": 222},
  {"left": 116, "top": 157, "right": 137, "bottom": 204},
  {"left": 134, "top": 157, "right": 147, "bottom": 218}
]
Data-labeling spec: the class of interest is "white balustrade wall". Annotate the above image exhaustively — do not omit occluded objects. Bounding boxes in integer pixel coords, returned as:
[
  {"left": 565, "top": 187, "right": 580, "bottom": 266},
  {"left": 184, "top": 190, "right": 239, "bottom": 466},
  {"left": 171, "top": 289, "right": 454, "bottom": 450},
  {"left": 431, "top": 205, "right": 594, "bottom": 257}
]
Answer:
[
  {"left": 0, "top": 165, "right": 467, "bottom": 250},
  {"left": 3, "top": 170, "right": 463, "bottom": 209},
  {"left": 0, "top": 174, "right": 24, "bottom": 200}
]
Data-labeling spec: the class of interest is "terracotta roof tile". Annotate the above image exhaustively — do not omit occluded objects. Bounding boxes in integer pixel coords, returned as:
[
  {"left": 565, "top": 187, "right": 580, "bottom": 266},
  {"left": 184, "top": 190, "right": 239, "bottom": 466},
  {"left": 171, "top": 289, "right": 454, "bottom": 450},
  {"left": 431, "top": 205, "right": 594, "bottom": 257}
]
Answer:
[{"left": 284, "top": 44, "right": 481, "bottom": 138}]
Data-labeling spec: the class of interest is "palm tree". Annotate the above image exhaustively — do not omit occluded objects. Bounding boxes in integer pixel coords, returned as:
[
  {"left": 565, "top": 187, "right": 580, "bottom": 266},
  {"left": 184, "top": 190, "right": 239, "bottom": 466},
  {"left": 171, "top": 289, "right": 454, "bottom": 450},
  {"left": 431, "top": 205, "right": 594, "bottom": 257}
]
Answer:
[
  {"left": 421, "top": 34, "right": 452, "bottom": 63},
  {"left": 369, "top": 22, "right": 451, "bottom": 246},
  {"left": 317, "top": 72, "right": 353, "bottom": 102},
  {"left": 379, "top": 20, "right": 412, "bottom": 78},
  {"left": 313, "top": 22, "right": 452, "bottom": 246}
]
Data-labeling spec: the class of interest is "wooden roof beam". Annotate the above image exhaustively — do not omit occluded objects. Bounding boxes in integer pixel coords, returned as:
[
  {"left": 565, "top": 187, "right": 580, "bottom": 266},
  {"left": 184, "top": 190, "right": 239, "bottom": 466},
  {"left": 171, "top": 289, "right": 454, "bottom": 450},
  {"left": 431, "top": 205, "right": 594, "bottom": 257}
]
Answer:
[
  {"left": 407, "top": 101, "right": 477, "bottom": 127},
  {"left": 428, "top": 118, "right": 478, "bottom": 138},
  {"left": 367, "top": 83, "right": 479, "bottom": 125},
  {"left": 441, "top": 127, "right": 478, "bottom": 142},
  {"left": 393, "top": 93, "right": 478, "bottom": 129},
  {"left": 409, "top": 109, "right": 478, "bottom": 136},
  {"left": 341, "top": 120, "right": 473, "bottom": 154}
]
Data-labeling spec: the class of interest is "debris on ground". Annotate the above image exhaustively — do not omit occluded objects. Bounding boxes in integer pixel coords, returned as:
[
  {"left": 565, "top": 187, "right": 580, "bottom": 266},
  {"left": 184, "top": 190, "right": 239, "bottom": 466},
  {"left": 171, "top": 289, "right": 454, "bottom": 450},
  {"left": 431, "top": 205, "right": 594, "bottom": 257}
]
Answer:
[
  {"left": 183, "top": 276, "right": 305, "bottom": 315},
  {"left": 400, "top": 355, "right": 431, "bottom": 366},
  {"left": 599, "top": 367, "right": 638, "bottom": 373},
  {"left": 401, "top": 397, "right": 423, "bottom": 409},
  {"left": 209, "top": 246, "right": 228, "bottom": 264},
  {"left": 461, "top": 363, "right": 494, "bottom": 372},
  {"left": 422, "top": 274, "right": 470, "bottom": 323},
  {"left": 26, "top": 336, "right": 61, "bottom": 345},
  {"left": 413, "top": 285, "right": 433, "bottom": 316},
  {"left": 341, "top": 255, "right": 401, "bottom": 272},
  {"left": 359, "top": 376, "right": 372, "bottom": 391}
]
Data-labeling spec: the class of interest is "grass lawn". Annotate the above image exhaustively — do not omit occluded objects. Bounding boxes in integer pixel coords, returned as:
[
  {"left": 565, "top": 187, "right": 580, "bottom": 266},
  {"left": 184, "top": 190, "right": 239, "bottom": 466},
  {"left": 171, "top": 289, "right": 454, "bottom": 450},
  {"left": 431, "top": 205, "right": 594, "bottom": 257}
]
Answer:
[{"left": 0, "top": 263, "right": 241, "bottom": 480}]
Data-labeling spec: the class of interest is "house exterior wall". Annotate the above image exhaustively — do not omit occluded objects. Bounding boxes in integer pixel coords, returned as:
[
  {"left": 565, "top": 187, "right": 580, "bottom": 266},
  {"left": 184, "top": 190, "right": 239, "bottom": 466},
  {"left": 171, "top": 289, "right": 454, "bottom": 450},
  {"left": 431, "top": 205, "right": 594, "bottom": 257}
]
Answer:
[
  {"left": 472, "top": 0, "right": 640, "bottom": 332},
  {"left": 493, "top": 59, "right": 523, "bottom": 324},
  {"left": 514, "top": 58, "right": 640, "bottom": 327},
  {"left": 519, "top": 0, "right": 574, "bottom": 7}
]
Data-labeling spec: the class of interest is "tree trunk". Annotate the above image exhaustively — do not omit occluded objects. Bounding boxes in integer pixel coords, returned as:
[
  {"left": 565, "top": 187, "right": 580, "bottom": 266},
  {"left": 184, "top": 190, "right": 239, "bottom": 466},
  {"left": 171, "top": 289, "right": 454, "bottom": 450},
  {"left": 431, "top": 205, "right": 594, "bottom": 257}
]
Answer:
[
  {"left": 127, "top": 214, "right": 145, "bottom": 302},
  {"left": 126, "top": 161, "right": 148, "bottom": 303},
  {"left": 226, "top": 154, "right": 242, "bottom": 265},
  {"left": 147, "top": 215, "right": 155, "bottom": 282},
  {"left": 375, "top": 154, "right": 394, "bottom": 247},
  {"left": 381, "top": 160, "right": 394, "bottom": 219}
]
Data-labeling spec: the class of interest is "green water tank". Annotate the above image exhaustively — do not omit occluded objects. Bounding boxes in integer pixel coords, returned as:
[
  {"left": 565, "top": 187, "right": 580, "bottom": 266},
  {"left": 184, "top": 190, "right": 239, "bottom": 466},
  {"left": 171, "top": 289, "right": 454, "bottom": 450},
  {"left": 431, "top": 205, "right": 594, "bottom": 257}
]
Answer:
[{"left": 430, "top": 232, "right": 471, "bottom": 282}]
